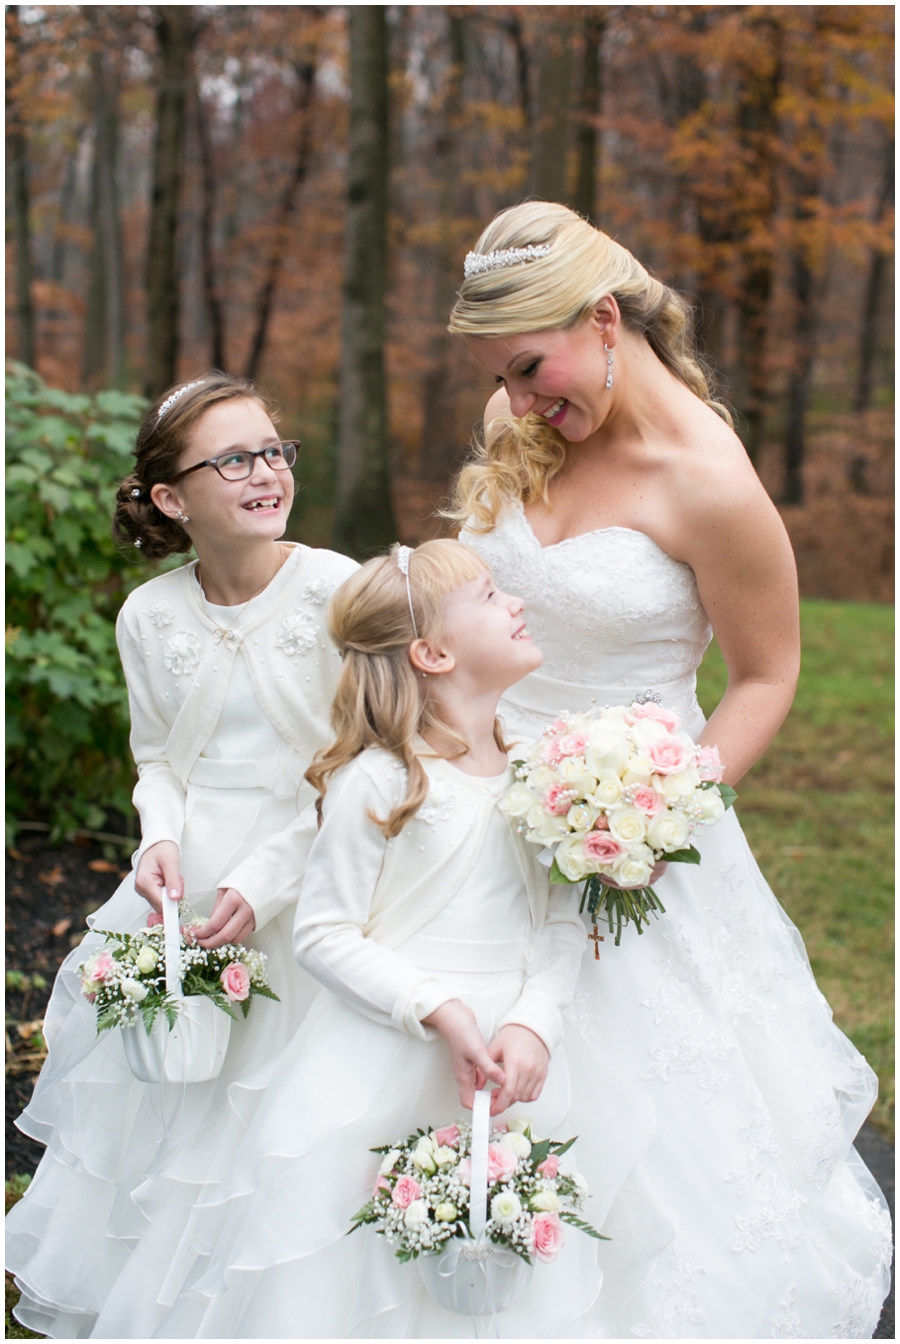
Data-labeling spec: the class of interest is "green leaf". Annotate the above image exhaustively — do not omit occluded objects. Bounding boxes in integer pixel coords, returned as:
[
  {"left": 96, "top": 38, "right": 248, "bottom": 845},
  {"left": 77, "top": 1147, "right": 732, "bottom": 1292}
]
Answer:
[
  {"left": 717, "top": 783, "right": 738, "bottom": 810},
  {"left": 665, "top": 845, "right": 702, "bottom": 865},
  {"left": 549, "top": 1135, "right": 578, "bottom": 1158},
  {"left": 559, "top": 1210, "right": 610, "bottom": 1241},
  {"left": 529, "top": 1139, "right": 552, "bottom": 1167},
  {"left": 549, "top": 856, "right": 574, "bottom": 885}
]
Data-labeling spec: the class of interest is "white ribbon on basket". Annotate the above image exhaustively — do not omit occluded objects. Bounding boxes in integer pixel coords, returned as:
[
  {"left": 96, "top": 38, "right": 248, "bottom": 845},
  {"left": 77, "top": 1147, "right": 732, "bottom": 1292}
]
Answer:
[{"left": 162, "top": 887, "right": 183, "bottom": 999}]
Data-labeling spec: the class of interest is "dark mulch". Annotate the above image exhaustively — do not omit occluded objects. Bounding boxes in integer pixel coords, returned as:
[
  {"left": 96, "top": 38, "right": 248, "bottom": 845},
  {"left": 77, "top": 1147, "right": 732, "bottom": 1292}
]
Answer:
[{"left": 4, "top": 836, "right": 895, "bottom": 1338}]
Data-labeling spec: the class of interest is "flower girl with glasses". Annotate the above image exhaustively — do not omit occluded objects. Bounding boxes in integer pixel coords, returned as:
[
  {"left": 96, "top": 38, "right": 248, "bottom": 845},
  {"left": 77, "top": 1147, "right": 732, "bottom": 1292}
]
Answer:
[
  {"left": 6, "top": 372, "right": 357, "bottom": 1338},
  {"left": 149, "top": 538, "right": 656, "bottom": 1339}
]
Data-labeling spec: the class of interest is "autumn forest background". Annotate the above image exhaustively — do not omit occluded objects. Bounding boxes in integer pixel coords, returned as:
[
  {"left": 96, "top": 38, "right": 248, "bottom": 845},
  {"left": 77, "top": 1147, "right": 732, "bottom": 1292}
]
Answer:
[{"left": 4, "top": 3, "right": 896, "bottom": 1224}]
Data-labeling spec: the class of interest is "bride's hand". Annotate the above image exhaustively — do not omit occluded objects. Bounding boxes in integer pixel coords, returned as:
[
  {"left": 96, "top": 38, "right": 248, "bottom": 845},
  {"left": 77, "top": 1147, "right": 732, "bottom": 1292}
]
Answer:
[
  {"left": 423, "top": 999, "right": 505, "bottom": 1109},
  {"left": 134, "top": 840, "right": 183, "bottom": 913},
  {"left": 602, "top": 860, "right": 668, "bottom": 890},
  {"left": 192, "top": 888, "right": 256, "bottom": 949},
  {"left": 486, "top": 1025, "right": 549, "bottom": 1116}
]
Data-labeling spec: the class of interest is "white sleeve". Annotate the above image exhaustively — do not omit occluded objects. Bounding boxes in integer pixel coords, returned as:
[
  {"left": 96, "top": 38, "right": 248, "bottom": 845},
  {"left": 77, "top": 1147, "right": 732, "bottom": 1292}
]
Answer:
[
  {"left": 292, "top": 762, "right": 452, "bottom": 1039},
  {"left": 117, "top": 605, "right": 186, "bottom": 859},
  {"left": 219, "top": 801, "right": 319, "bottom": 932},
  {"left": 497, "top": 881, "right": 586, "bottom": 1054}
]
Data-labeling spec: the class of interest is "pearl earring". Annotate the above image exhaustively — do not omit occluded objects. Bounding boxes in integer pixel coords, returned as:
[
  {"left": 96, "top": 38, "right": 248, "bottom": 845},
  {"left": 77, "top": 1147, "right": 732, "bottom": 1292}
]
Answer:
[
  {"left": 605, "top": 344, "right": 614, "bottom": 390},
  {"left": 176, "top": 510, "right": 190, "bottom": 523}
]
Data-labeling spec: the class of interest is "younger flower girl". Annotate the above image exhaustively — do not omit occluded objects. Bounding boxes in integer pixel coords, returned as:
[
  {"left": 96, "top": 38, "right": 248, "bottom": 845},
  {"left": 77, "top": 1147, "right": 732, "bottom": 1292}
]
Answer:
[{"left": 152, "top": 539, "right": 656, "bottom": 1339}]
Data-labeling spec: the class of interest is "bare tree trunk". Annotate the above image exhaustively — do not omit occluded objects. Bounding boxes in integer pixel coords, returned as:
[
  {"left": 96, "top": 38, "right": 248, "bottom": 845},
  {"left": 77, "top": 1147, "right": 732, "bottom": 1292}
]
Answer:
[
  {"left": 83, "top": 14, "right": 125, "bottom": 388},
  {"left": 6, "top": 5, "right": 35, "bottom": 369},
  {"left": 532, "top": 17, "right": 574, "bottom": 201},
  {"left": 782, "top": 246, "right": 819, "bottom": 504},
  {"left": 572, "top": 12, "right": 605, "bottom": 222},
  {"left": 195, "top": 90, "right": 226, "bottom": 370},
  {"left": 503, "top": 15, "right": 532, "bottom": 135},
  {"left": 855, "top": 136, "right": 894, "bottom": 413},
  {"left": 334, "top": 5, "right": 396, "bottom": 557},
  {"left": 420, "top": 12, "right": 466, "bottom": 486},
  {"left": 145, "top": 5, "right": 193, "bottom": 399},
  {"left": 244, "top": 55, "right": 317, "bottom": 381},
  {"left": 52, "top": 143, "right": 78, "bottom": 284}
]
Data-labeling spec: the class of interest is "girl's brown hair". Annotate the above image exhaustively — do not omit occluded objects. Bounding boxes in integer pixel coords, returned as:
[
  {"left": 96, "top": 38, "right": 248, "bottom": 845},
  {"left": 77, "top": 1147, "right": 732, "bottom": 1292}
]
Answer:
[
  {"left": 447, "top": 201, "right": 731, "bottom": 532},
  {"left": 306, "top": 540, "right": 509, "bottom": 838},
  {"left": 112, "top": 371, "right": 280, "bottom": 561}
]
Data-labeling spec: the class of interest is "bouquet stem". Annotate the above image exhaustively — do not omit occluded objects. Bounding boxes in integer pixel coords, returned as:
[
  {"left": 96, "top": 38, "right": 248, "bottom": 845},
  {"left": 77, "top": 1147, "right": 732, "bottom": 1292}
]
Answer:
[{"left": 579, "top": 878, "right": 666, "bottom": 946}]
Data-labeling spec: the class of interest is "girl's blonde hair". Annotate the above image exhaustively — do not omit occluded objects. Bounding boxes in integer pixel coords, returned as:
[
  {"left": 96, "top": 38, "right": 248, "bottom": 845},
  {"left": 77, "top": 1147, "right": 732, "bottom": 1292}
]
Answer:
[
  {"left": 306, "top": 539, "right": 509, "bottom": 838},
  {"left": 447, "top": 201, "right": 731, "bottom": 532}
]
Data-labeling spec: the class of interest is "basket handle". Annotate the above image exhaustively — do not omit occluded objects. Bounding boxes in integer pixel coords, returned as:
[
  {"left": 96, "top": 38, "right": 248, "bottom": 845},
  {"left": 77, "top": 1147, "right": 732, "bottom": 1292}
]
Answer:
[
  {"left": 469, "top": 1087, "right": 491, "bottom": 1240},
  {"left": 161, "top": 888, "right": 183, "bottom": 1000}
]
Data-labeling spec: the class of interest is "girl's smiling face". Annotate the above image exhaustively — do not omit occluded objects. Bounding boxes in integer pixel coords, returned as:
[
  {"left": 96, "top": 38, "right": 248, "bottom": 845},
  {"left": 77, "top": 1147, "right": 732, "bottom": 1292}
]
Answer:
[
  {"left": 420, "top": 568, "right": 543, "bottom": 693},
  {"left": 466, "top": 307, "right": 615, "bottom": 442}
]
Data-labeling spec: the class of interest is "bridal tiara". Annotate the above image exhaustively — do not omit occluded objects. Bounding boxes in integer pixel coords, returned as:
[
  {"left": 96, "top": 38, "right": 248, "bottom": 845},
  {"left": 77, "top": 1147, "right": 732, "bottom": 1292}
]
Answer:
[
  {"left": 463, "top": 244, "right": 551, "bottom": 279},
  {"left": 396, "top": 545, "right": 419, "bottom": 639},
  {"left": 157, "top": 380, "right": 206, "bottom": 423}
]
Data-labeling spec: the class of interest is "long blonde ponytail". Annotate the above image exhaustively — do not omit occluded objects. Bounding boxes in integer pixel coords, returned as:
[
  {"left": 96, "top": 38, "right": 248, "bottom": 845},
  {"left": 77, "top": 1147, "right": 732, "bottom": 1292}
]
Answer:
[{"left": 306, "top": 540, "right": 508, "bottom": 837}]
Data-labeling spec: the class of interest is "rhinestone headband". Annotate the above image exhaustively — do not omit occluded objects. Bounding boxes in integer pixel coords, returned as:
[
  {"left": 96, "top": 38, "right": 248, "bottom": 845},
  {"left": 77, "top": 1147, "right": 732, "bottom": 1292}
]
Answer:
[
  {"left": 157, "top": 380, "right": 206, "bottom": 423},
  {"left": 396, "top": 545, "right": 419, "bottom": 639},
  {"left": 463, "top": 244, "right": 551, "bottom": 279}
]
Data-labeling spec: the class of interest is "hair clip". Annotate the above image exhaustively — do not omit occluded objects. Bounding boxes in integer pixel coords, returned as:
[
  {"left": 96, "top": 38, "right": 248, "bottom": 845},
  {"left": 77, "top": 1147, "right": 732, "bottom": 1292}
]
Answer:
[
  {"left": 131, "top": 487, "right": 142, "bottom": 498},
  {"left": 463, "top": 244, "right": 551, "bottom": 279},
  {"left": 134, "top": 539, "right": 143, "bottom": 549},
  {"left": 157, "top": 380, "right": 205, "bottom": 423},
  {"left": 396, "top": 545, "right": 418, "bottom": 639}
]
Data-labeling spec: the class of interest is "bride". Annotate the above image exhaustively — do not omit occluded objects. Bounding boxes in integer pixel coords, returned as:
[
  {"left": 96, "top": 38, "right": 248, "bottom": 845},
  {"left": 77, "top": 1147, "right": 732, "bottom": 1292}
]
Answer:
[{"left": 448, "top": 201, "right": 890, "bottom": 1338}]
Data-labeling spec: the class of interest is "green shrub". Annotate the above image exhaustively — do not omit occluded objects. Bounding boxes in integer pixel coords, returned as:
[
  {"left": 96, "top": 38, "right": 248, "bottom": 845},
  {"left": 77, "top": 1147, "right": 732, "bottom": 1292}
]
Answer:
[{"left": 5, "top": 362, "right": 149, "bottom": 839}]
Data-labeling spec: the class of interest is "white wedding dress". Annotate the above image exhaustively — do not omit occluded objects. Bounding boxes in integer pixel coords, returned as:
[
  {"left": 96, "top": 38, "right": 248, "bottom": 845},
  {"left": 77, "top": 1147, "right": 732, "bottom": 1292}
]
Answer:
[{"left": 458, "top": 502, "right": 891, "bottom": 1338}]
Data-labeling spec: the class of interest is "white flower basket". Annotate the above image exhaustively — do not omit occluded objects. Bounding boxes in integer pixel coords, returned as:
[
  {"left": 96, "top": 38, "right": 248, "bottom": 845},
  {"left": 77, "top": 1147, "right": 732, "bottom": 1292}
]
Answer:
[
  {"left": 418, "top": 1090, "right": 533, "bottom": 1317},
  {"left": 121, "top": 892, "right": 231, "bottom": 1085}
]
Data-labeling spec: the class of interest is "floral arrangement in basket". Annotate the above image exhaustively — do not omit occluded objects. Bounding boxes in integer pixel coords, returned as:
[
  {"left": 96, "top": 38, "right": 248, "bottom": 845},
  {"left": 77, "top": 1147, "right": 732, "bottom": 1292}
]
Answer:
[
  {"left": 350, "top": 1114, "right": 604, "bottom": 1265},
  {"left": 78, "top": 904, "right": 278, "bottom": 1035},
  {"left": 500, "top": 698, "right": 736, "bottom": 944}
]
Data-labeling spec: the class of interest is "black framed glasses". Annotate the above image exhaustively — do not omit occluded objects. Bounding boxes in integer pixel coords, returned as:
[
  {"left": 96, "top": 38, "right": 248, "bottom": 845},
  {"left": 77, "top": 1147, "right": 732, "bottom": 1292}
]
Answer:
[{"left": 169, "top": 440, "right": 299, "bottom": 483}]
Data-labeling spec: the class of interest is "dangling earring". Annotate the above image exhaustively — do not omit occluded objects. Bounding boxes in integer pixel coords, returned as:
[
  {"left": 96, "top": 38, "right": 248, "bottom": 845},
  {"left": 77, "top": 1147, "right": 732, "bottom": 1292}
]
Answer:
[
  {"left": 176, "top": 510, "right": 191, "bottom": 523},
  {"left": 605, "top": 344, "right": 614, "bottom": 390}
]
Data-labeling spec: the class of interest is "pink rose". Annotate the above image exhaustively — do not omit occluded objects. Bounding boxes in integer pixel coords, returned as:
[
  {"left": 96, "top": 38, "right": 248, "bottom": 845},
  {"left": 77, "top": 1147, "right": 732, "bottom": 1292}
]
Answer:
[
  {"left": 374, "top": 1175, "right": 391, "bottom": 1195},
  {"left": 491, "top": 1121, "right": 509, "bottom": 1134},
  {"left": 592, "top": 813, "right": 610, "bottom": 831},
  {"left": 457, "top": 1158, "right": 471, "bottom": 1186},
  {"left": 630, "top": 702, "right": 681, "bottom": 733},
  {"left": 392, "top": 1175, "right": 421, "bottom": 1209},
  {"left": 631, "top": 785, "right": 665, "bottom": 817},
  {"left": 433, "top": 1124, "right": 461, "bottom": 1149},
  {"left": 536, "top": 1155, "right": 559, "bottom": 1178},
  {"left": 646, "top": 735, "right": 694, "bottom": 776},
  {"left": 582, "top": 832, "right": 625, "bottom": 865},
  {"left": 548, "top": 719, "right": 567, "bottom": 735},
  {"left": 557, "top": 731, "right": 588, "bottom": 759},
  {"left": 542, "top": 738, "right": 565, "bottom": 765},
  {"left": 696, "top": 744, "right": 725, "bottom": 783},
  {"left": 532, "top": 1212, "right": 565, "bottom": 1263},
  {"left": 220, "top": 962, "right": 250, "bottom": 1002},
  {"left": 86, "top": 951, "right": 115, "bottom": 985},
  {"left": 544, "top": 783, "right": 577, "bottom": 816},
  {"left": 145, "top": 911, "right": 163, "bottom": 927},
  {"left": 487, "top": 1144, "right": 518, "bottom": 1183}
]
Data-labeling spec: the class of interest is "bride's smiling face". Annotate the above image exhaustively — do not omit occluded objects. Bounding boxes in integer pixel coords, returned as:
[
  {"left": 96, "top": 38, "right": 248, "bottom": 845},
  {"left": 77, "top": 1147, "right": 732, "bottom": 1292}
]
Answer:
[{"left": 466, "top": 307, "right": 615, "bottom": 442}]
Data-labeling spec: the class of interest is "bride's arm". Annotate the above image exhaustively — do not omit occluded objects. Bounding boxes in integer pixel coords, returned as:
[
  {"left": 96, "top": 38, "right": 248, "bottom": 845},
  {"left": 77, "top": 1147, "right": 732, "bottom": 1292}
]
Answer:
[{"left": 673, "top": 443, "right": 800, "bottom": 786}]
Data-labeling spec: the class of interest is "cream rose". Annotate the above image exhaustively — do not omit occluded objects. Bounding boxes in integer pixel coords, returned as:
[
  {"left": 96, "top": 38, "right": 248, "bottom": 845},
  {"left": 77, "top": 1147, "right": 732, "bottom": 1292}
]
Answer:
[
  {"left": 612, "top": 847, "right": 655, "bottom": 888},
  {"left": 695, "top": 789, "right": 725, "bottom": 824},
  {"left": 586, "top": 728, "right": 629, "bottom": 776},
  {"left": 528, "top": 765, "right": 560, "bottom": 793},
  {"left": 557, "top": 755, "right": 595, "bottom": 794},
  {"left": 433, "top": 1146, "right": 457, "bottom": 1168},
  {"left": 135, "top": 946, "right": 158, "bottom": 975},
  {"left": 629, "top": 717, "right": 669, "bottom": 748},
  {"left": 379, "top": 1149, "right": 402, "bottom": 1176},
  {"left": 412, "top": 1136, "right": 437, "bottom": 1174},
  {"left": 607, "top": 806, "right": 648, "bottom": 844},
  {"left": 647, "top": 811, "right": 692, "bottom": 853},
  {"left": 589, "top": 770, "right": 623, "bottom": 806},
  {"left": 530, "top": 1189, "right": 561, "bottom": 1213},
  {"left": 567, "top": 800, "right": 599, "bottom": 831},
  {"left": 500, "top": 782, "right": 538, "bottom": 818},
  {"left": 434, "top": 1202, "right": 458, "bottom": 1222},
  {"left": 507, "top": 1116, "right": 531, "bottom": 1135},
  {"left": 525, "top": 804, "right": 570, "bottom": 844},
  {"left": 660, "top": 765, "right": 701, "bottom": 802},
  {"left": 554, "top": 834, "right": 595, "bottom": 881},
  {"left": 622, "top": 753, "right": 655, "bottom": 785}
]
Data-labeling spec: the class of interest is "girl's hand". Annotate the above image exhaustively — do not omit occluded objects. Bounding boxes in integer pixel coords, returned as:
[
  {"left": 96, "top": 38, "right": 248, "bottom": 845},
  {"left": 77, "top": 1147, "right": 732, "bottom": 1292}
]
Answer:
[
  {"left": 486, "top": 1025, "right": 550, "bottom": 1116},
  {"left": 423, "top": 999, "right": 505, "bottom": 1109},
  {"left": 193, "top": 888, "right": 256, "bottom": 949},
  {"left": 603, "top": 860, "right": 668, "bottom": 891},
  {"left": 134, "top": 840, "right": 183, "bottom": 913}
]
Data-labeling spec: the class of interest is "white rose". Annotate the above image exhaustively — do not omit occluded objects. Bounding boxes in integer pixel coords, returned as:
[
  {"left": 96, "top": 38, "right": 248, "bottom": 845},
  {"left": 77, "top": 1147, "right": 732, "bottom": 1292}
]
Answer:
[
  {"left": 558, "top": 755, "right": 595, "bottom": 794},
  {"left": 695, "top": 789, "right": 725, "bottom": 824},
  {"left": 629, "top": 718, "right": 669, "bottom": 747},
  {"left": 530, "top": 1189, "right": 561, "bottom": 1212},
  {"left": 585, "top": 728, "right": 629, "bottom": 776},
  {"left": 554, "top": 834, "right": 594, "bottom": 881},
  {"left": 135, "top": 946, "right": 158, "bottom": 975},
  {"left": 434, "top": 1202, "right": 458, "bottom": 1222},
  {"left": 597, "top": 705, "right": 629, "bottom": 724},
  {"left": 567, "top": 801, "right": 598, "bottom": 831},
  {"left": 412, "top": 1137, "right": 437, "bottom": 1174},
  {"left": 525, "top": 804, "right": 570, "bottom": 844},
  {"left": 647, "top": 811, "right": 692, "bottom": 853},
  {"left": 379, "top": 1149, "right": 402, "bottom": 1176},
  {"left": 589, "top": 770, "right": 623, "bottom": 806},
  {"left": 433, "top": 1146, "right": 457, "bottom": 1168},
  {"left": 120, "top": 979, "right": 148, "bottom": 1002},
  {"left": 528, "top": 765, "right": 559, "bottom": 792},
  {"left": 507, "top": 1116, "right": 531, "bottom": 1135},
  {"left": 607, "top": 806, "right": 648, "bottom": 844},
  {"left": 612, "top": 847, "right": 655, "bottom": 888},
  {"left": 404, "top": 1200, "right": 429, "bottom": 1228},
  {"left": 622, "top": 754, "right": 654, "bottom": 785},
  {"left": 501, "top": 783, "right": 539, "bottom": 819},
  {"left": 490, "top": 1191, "right": 522, "bottom": 1224},
  {"left": 501, "top": 1131, "right": 532, "bottom": 1158},
  {"left": 660, "top": 766, "right": 701, "bottom": 802}
]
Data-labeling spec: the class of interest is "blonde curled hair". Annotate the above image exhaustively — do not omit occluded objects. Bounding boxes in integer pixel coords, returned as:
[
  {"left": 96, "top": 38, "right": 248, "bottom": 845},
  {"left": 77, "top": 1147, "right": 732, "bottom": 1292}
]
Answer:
[
  {"left": 447, "top": 202, "right": 731, "bottom": 532},
  {"left": 306, "top": 539, "right": 509, "bottom": 838}
]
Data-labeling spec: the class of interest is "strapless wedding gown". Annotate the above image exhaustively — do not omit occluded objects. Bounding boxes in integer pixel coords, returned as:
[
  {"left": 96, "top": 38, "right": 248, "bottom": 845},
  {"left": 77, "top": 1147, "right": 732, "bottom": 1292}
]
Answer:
[{"left": 462, "top": 503, "right": 891, "bottom": 1339}]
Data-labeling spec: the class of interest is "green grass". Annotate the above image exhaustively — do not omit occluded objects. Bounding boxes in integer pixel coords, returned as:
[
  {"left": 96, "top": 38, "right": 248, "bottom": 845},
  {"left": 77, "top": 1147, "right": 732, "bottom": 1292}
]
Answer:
[{"left": 697, "top": 599, "right": 894, "bottom": 1139}]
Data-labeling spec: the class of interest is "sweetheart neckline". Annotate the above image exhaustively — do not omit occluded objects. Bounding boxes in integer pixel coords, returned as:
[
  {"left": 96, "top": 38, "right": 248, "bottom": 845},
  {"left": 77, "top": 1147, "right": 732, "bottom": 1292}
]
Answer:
[{"left": 512, "top": 500, "right": 677, "bottom": 561}]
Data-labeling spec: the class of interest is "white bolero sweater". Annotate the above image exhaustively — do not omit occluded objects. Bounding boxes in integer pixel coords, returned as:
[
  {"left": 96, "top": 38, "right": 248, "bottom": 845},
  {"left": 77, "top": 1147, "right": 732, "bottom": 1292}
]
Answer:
[
  {"left": 293, "top": 748, "right": 587, "bottom": 1054},
  {"left": 116, "top": 543, "right": 357, "bottom": 926}
]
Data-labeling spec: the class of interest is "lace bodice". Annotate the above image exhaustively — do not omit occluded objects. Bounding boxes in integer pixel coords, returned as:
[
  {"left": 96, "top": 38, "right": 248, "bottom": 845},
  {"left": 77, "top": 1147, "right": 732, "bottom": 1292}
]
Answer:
[{"left": 462, "top": 502, "right": 713, "bottom": 733}]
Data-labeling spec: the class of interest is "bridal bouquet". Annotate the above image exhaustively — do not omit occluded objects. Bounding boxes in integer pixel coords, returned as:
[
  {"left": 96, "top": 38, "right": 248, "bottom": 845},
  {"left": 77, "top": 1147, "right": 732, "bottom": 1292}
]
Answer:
[
  {"left": 77, "top": 905, "right": 278, "bottom": 1035},
  {"left": 350, "top": 1117, "right": 603, "bottom": 1265},
  {"left": 501, "top": 699, "right": 736, "bottom": 943}
]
